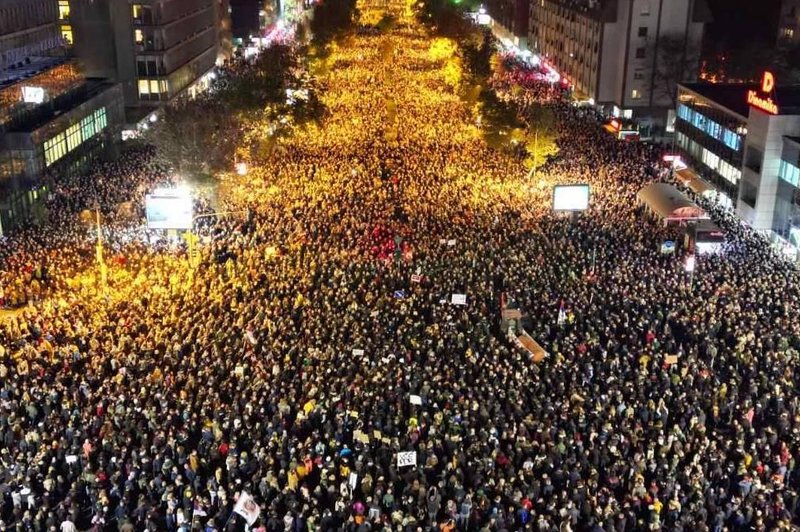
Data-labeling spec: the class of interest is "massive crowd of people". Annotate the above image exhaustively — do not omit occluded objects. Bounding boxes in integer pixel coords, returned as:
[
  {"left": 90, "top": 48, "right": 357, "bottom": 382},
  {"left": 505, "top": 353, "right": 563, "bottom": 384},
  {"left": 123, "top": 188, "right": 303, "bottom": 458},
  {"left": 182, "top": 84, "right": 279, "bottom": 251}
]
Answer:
[{"left": 1, "top": 4, "right": 800, "bottom": 531}]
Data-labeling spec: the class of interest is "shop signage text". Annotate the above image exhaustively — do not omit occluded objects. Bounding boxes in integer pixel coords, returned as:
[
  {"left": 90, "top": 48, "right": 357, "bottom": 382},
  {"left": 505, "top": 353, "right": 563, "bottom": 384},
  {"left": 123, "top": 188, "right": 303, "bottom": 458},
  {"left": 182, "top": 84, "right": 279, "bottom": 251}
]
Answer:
[{"left": 747, "top": 71, "right": 779, "bottom": 115}]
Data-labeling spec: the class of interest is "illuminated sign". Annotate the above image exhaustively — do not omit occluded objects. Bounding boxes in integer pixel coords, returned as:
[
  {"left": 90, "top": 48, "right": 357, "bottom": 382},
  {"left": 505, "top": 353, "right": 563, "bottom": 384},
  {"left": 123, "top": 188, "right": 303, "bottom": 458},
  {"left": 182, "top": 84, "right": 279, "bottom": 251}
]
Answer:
[
  {"left": 21, "top": 86, "right": 45, "bottom": 103},
  {"left": 552, "top": 184, "right": 590, "bottom": 211},
  {"left": 747, "top": 71, "right": 779, "bottom": 115},
  {"left": 762, "top": 71, "right": 775, "bottom": 93},
  {"left": 145, "top": 187, "right": 193, "bottom": 229}
]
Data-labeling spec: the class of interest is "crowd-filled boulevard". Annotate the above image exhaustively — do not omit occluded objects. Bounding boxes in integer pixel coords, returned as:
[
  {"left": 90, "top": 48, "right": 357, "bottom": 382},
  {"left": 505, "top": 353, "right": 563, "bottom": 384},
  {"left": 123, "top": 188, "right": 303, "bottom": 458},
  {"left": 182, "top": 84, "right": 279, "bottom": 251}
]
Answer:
[{"left": 2, "top": 2, "right": 800, "bottom": 531}]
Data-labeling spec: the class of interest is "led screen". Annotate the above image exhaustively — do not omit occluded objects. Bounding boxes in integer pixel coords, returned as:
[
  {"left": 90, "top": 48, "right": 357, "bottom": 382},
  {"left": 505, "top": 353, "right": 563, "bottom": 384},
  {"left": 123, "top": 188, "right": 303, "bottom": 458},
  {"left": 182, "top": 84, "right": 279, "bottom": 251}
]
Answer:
[
  {"left": 145, "top": 192, "right": 193, "bottom": 229},
  {"left": 552, "top": 184, "right": 590, "bottom": 211}
]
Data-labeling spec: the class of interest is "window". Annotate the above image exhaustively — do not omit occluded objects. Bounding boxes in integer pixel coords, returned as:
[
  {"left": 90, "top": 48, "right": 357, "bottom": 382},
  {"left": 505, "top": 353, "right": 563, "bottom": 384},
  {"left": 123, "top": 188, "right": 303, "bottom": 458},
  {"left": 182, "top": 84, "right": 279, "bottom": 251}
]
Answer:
[
  {"left": 149, "top": 80, "right": 159, "bottom": 94},
  {"left": 719, "top": 160, "right": 741, "bottom": 185},
  {"left": 631, "top": 89, "right": 642, "bottom": 99},
  {"left": 638, "top": 26, "right": 648, "bottom": 37},
  {"left": 81, "top": 115, "right": 96, "bottom": 140},
  {"left": 94, "top": 108, "right": 107, "bottom": 131},
  {"left": 135, "top": 29, "right": 143, "bottom": 44},
  {"left": 702, "top": 148, "right": 720, "bottom": 171},
  {"left": 705, "top": 119, "right": 721, "bottom": 140},
  {"left": 61, "top": 25, "right": 73, "bottom": 44},
  {"left": 634, "top": 69, "right": 645, "bottom": 80},
  {"left": 740, "top": 179, "right": 758, "bottom": 207},
  {"left": 780, "top": 160, "right": 800, "bottom": 187},
  {"left": 131, "top": 4, "right": 152, "bottom": 24},
  {"left": 58, "top": 0, "right": 70, "bottom": 20},
  {"left": 676, "top": 132, "right": 689, "bottom": 150},
  {"left": 138, "top": 79, "right": 150, "bottom": 96},
  {"left": 745, "top": 145, "right": 763, "bottom": 173},
  {"left": 640, "top": 3, "right": 650, "bottom": 16},
  {"left": 635, "top": 47, "right": 646, "bottom": 59},
  {"left": 43, "top": 133, "right": 67, "bottom": 167},
  {"left": 66, "top": 123, "right": 82, "bottom": 152},
  {"left": 677, "top": 103, "right": 693, "bottom": 122},
  {"left": 782, "top": 27, "right": 795, "bottom": 39},
  {"left": 723, "top": 129, "right": 742, "bottom": 151}
]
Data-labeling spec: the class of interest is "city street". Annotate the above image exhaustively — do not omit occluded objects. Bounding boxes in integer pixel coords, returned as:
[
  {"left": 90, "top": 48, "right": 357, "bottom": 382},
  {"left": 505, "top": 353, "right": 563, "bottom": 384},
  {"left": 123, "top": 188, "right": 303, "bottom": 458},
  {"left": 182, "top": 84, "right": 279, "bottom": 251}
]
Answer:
[{"left": 2, "top": 1, "right": 800, "bottom": 531}]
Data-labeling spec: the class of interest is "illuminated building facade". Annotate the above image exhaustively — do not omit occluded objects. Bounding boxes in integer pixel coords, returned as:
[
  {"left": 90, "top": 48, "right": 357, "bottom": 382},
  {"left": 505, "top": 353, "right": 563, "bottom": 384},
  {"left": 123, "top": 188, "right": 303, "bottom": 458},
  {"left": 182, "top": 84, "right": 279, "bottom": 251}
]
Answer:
[
  {"left": 0, "top": 2, "right": 124, "bottom": 233},
  {"left": 485, "top": 0, "right": 529, "bottom": 50},
  {"left": 675, "top": 75, "right": 800, "bottom": 259},
  {"left": 69, "top": 0, "right": 221, "bottom": 111},
  {"left": 528, "top": 0, "right": 710, "bottom": 136}
]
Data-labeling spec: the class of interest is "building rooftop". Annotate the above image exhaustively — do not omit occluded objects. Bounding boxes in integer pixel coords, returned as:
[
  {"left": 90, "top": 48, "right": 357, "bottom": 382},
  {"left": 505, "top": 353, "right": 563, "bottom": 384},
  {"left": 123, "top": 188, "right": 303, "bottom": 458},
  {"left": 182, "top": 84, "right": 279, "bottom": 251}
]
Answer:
[
  {"left": 680, "top": 82, "right": 800, "bottom": 117},
  {"left": 5, "top": 81, "right": 117, "bottom": 134},
  {"left": 0, "top": 56, "right": 69, "bottom": 90}
]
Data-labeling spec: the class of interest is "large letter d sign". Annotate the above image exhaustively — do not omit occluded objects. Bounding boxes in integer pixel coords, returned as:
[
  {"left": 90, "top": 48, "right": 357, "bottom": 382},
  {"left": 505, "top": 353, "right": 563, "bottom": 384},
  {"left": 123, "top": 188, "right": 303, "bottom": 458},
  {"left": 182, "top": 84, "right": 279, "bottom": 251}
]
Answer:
[{"left": 762, "top": 71, "right": 775, "bottom": 94}]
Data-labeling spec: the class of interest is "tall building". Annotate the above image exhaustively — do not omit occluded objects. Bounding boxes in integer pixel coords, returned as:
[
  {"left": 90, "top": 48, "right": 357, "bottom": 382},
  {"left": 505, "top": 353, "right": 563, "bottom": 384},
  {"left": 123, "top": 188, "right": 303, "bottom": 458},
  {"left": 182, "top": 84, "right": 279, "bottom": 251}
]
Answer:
[
  {"left": 0, "top": 0, "right": 63, "bottom": 69},
  {"left": 0, "top": 0, "right": 124, "bottom": 233},
  {"left": 673, "top": 73, "right": 800, "bottom": 260},
  {"left": 778, "top": 0, "right": 800, "bottom": 46},
  {"left": 69, "top": 0, "right": 221, "bottom": 117},
  {"left": 485, "top": 0, "right": 529, "bottom": 51},
  {"left": 529, "top": 0, "right": 711, "bottom": 135}
]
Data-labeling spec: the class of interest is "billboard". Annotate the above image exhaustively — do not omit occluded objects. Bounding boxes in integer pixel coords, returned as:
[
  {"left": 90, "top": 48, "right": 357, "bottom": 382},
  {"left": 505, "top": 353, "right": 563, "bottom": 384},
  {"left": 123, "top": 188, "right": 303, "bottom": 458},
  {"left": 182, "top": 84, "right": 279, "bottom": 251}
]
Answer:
[
  {"left": 145, "top": 188, "right": 193, "bottom": 229},
  {"left": 552, "top": 184, "right": 590, "bottom": 211},
  {"left": 21, "top": 86, "right": 45, "bottom": 104}
]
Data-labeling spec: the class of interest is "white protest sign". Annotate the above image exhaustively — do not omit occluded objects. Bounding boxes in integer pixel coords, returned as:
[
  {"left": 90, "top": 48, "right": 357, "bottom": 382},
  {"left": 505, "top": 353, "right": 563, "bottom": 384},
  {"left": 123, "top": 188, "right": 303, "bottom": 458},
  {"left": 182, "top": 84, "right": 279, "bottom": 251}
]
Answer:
[
  {"left": 233, "top": 491, "right": 261, "bottom": 525},
  {"left": 409, "top": 394, "right": 423, "bottom": 406},
  {"left": 397, "top": 451, "right": 417, "bottom": 468},
  {"left": 349, "top": 472, "right": 358, "bottom": 490},
  {"left": 451, "top": 294, "right": 467, "bottom": 305},
  {"left": 352, "top": 349, "right": 365, "bottom": 357},
  {"left": 447, "top": 239, "right": 456, "bottom": 246}
]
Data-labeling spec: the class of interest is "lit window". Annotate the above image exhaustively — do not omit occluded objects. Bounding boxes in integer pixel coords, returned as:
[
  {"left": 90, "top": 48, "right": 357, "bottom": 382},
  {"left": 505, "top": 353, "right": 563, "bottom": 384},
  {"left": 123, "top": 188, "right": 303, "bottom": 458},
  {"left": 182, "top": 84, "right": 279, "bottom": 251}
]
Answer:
[
  {"left": 61, "top": 25, "right": 73, "bottom": 45},
  {"left": 138, "top": 79, "right": 150, "bottom": 96},
  {"left": 66, "top": 123, "right": 82, "bottom": 152},
  {"left": 94, "top": 108, "right": 107, "bottom": 130},
  {"left": 132, "top": 4, "right": 141, "bottom": 18},
  {"left": 81, "top": 115, "right": 96, "bottom": 140},
  {"left": 702, "top": 148, "right": 720, "bottom": 171},
  {"left": 149, "top": 80, "right": 159, "bottom": 94},
  {"left": 58, "top": 0, "right": 70, "bottom": 20},
  {"left": 135, "top": 29, "right": 143, "bottom": 44},
  {"left": 631, "top": 89, "right": 642, "bottom": 99},
  {"left": 782, "top": 28, "right": 795, "bottom": 38}
]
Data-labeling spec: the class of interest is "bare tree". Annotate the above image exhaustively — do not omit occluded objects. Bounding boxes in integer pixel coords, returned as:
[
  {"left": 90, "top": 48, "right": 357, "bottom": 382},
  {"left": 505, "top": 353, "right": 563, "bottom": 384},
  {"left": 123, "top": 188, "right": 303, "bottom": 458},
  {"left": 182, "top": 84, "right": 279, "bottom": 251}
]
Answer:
[{"left": 650, "top": 33, "right": 700, "bottom": 107}]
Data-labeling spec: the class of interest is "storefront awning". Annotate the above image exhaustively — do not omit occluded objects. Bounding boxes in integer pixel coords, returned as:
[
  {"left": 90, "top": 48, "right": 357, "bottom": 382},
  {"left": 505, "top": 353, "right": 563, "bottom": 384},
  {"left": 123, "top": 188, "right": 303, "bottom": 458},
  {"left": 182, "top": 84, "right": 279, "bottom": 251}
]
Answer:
[
  {"left": 637, "top": 182, "right": 709, "bottom": 222},
  {"left": 676, "top": 168, "right": 715, "bottom": 196}
]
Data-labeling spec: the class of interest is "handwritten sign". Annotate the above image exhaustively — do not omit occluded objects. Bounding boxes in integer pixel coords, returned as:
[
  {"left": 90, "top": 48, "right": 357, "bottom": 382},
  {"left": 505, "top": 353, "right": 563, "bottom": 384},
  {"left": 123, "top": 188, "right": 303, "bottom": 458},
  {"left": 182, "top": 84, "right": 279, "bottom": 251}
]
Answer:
[{"left": 397, "top": 451, "right": 417, "bottom": 467}]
